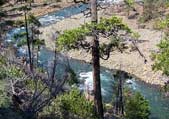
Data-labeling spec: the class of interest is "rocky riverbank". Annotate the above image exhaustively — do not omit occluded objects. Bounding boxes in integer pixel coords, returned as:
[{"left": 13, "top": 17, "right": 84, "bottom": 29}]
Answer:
[
  {"left": 2, "top": 0, "right": 74, "bottom": 20},
  {"left": 39, "top": 4, "right": 169, "bottom": 86}
]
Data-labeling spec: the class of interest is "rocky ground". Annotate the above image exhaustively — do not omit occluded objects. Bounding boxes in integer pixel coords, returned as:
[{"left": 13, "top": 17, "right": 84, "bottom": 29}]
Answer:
[
  {"left": 2, "top": 0, "right": 74, "bottom": 20},
  {"left": 39, "top": 4, "right": 169, "bottom": 86},
  {"left": 2, "top": 1, "right": 169, "bottom": 86}
]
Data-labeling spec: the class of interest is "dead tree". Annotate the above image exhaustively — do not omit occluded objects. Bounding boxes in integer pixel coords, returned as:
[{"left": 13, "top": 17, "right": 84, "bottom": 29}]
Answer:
[{"left": 3, "top": 54, "right": 70, "bottom": 119}]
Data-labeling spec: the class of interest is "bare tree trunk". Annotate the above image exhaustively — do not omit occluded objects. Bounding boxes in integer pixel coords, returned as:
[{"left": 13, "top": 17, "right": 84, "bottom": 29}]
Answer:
[
  {"left": 37, "top": 45, "right": 40, "bottom": 66},
  {"left": 91, "top": 0, "right": 104, "bottom": 118},
  {"left": 117, "top": 72, "right": 123, "bottom": 115},
  {"left": 119, "top": 72, "right": 124, "bottom": 115},
  {"left": 115, "top": 71, "right": 124, "bottom": 116},
  {"left": 31, "top": 27, "right": 34, "bottom": 69},
  {"left": 25, "top": 12, "right": 33, "bottom": 72}
]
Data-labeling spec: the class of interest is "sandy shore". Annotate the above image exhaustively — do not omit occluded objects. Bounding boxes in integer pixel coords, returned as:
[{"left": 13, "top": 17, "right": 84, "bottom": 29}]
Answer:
[{"left": 39, "top": 5, "right": 169, "bottom": 86}]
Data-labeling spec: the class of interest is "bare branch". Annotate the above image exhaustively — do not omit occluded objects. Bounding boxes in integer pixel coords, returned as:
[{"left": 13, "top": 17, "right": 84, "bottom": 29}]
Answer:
[
  {"left": 131, "top": 39, "right": 147, "bottom": 64},
  {"left": 99, "top": 52, "right": 110, "bottom": 60},
  {"left": 73, "top": 0, "right": 89, "bottom": 4}
]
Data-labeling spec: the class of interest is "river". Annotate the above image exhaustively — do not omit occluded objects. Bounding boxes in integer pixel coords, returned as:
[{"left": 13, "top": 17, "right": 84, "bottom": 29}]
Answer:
[{"left": 5, "top": 1, "right": 169, "bottom": 119}]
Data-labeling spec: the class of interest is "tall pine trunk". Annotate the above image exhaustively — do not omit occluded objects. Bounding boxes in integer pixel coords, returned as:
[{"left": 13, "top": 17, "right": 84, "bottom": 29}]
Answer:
[
  {"left": 25, "top": 12, "right": 33, "bottom": 72},
  {"left": 91, "top": 0, "right": 104, "bottom": 118}
]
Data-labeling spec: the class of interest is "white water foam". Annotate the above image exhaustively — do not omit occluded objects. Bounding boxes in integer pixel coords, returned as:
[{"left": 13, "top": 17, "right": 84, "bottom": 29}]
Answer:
[
  {"left": 18, "top": 47, "right": 26, "bottom": 55},
  {"left": 39, "top": 15, "right": 65, "bottom": 26},
  {"left": 79, "top": 71, "right": 112, "bottom": 96},
  {"left": 126, "top": 79, "right": 137, "bottom": 90}
]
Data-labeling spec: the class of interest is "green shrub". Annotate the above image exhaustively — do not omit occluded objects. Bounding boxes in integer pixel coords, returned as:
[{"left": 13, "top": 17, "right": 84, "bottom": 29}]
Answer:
[
  {"left": 152, "top": 38, "right": 169, "bottom": 75},
  {"left": 125, "top": 92, "right": 150, "bottom": 119},
  {"left": 0, "top": 68, "right": 7, "bottom": 80},
  {"left": 0, "top": 89, "right": 10, "bottom": 108},
  {"left": 153, "top": 19, "right": 164, "bottom": 30},
  {"left": 0, "top": 80, "right": 10, "bottom": 108},
  {"left": 41, "top": 88, "right": 97, "bottom": 119}
]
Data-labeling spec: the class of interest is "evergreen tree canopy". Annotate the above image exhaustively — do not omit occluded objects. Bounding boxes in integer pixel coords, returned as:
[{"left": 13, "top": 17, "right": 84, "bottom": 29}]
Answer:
[{"left": 57, "top": 16, "right": 132, "bottom": 52}]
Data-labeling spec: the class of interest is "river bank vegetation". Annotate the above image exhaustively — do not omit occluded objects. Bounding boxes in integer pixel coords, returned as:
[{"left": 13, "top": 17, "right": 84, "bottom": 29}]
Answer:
[{"left": 0, "top": 0, "right": 169, "bottom": 119}]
